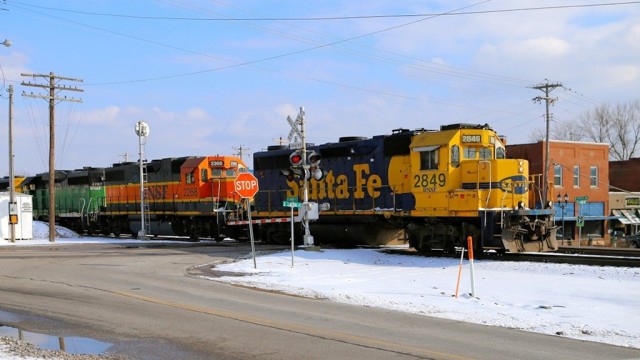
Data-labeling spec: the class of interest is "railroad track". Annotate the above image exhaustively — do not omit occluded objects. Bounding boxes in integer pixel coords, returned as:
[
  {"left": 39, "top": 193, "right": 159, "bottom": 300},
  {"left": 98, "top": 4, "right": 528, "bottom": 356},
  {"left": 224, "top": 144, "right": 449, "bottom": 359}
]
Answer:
[{"left": 382, "top": 246, "right": 640, "bottom": 267}]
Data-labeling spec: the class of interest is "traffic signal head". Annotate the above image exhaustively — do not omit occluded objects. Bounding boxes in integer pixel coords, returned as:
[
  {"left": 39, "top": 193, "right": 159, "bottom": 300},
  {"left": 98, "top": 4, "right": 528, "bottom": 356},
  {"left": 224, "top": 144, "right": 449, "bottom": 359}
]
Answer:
[
  {"left": 289, "top": 150, "right": 304, "bottom": 166},
  {"left": 307, "top": 151, "right": 322, "bottom": 166}
]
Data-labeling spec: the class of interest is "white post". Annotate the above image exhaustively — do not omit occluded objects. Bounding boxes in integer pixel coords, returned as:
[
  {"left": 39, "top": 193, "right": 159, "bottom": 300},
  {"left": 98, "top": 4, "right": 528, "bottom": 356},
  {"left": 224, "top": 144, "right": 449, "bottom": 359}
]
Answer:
[
  {"left": 135, "top": 121, "right": 149, "bottom": 239},
  {"left": 467, "top": 236, "right": 476, "bottom": 298},
  {"left": 291, "top": 205, "right": 295, "bottom": 267},
  {"left": 8, "top": 85, "right": 16, "bottom": 242},
  {"left": 299, "top": 107, "right": 314, "bottom": 247}
]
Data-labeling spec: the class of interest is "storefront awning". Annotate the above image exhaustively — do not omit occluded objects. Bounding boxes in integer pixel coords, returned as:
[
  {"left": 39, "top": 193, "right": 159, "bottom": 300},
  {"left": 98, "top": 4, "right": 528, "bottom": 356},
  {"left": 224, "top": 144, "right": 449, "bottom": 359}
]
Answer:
[
  {"left": 612, "top": 210, "right": 630, "bottom": 224},
  {"left": 612, "top": 209, "right": 640, "bottom": 225}
]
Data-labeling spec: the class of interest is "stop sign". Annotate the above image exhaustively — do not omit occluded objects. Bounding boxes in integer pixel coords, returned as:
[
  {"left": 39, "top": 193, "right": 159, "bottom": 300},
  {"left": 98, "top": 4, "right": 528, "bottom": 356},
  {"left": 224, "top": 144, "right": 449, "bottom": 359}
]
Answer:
[{"left": 234, "top": 172, "right": 259, "bottom": 198}]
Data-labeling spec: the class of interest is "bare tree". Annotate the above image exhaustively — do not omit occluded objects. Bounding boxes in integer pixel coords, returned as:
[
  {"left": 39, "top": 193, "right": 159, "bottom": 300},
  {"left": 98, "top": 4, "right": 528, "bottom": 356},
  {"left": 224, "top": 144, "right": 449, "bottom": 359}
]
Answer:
[
  {"left": 578, "top": 100, "right": 640, "bottom": 160},
  {"left": 578, "top": 103, "right": 611, "bottom": 144},
  {"left": 528, "top": 118, "right": 583, "bottom": 142},
  {"left": 532, "top": 99, "right": 640, "bottom": 160}
]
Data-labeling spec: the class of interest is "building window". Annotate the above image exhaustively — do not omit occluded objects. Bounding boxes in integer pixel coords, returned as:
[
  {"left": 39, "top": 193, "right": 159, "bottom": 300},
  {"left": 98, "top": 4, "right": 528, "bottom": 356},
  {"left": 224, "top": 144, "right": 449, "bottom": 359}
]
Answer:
[
  {"left": 590, "top": 166, "right": 598, "bottom": 187},
  {"left": 420, "top": 148, "right": 439, "bottom": 170},
  {"left": 573, "top": 165, "right": 580, "bottom": 187},
  {"left": 553, "top": 164, "right": 562, "bottom": 186}
]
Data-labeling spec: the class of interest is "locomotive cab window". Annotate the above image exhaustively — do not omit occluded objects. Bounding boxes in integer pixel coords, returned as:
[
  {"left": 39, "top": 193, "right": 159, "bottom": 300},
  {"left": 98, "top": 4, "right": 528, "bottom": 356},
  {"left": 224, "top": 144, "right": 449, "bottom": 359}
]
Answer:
[
  {"left": 496, "top": 146, "right": 506, "bottom": 159},
  {"left": 211, "top": 169, "right": 222, "bottom": 177},
  {"left": 479, "top": 147, "right": 492, "bottom": 160},
  {"left": 186, "top": 171, "right": 195, "bottom": 184},
  {"left": 463, "top": 147, "right": 477, "bottom": 159},
  {"left": 226, "top": 169, "right": 237, "bottom": 177},
  {"left": 201, "top": 168, "right": 208, "bottom": 182},
  {"left": 451, "top": 145, "right": 460, "bottom": 168},
  {"left": 415, "top": 146, "right": 439, "bottom": 170}
]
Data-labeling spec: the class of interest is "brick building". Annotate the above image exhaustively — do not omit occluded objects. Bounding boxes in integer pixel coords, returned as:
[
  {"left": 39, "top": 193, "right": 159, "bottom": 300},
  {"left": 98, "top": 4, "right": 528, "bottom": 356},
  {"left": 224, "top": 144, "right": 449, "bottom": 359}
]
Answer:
[
  {"left": 610, "top": 158, "right": 640, "bottom": 192},
  {"left": 609, "top": 158, "right": 640, "bottom": 237},
  {"left": 507, "top": 140, "right": 610, "bottom": 242}
]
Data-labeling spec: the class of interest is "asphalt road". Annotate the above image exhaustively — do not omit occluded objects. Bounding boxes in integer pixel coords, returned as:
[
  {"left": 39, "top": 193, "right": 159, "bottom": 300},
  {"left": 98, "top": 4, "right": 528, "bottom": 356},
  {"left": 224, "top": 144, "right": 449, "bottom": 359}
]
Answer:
[{"left": 0, "top": 242, "right": 638, "bottom": 360}]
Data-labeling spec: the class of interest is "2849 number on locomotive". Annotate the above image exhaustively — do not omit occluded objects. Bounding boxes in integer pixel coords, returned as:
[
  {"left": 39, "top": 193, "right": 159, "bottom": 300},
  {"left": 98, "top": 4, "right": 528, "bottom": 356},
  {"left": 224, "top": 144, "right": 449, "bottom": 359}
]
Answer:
[{"left": 414, "top": 173, "right": 446, "bottom": 192}]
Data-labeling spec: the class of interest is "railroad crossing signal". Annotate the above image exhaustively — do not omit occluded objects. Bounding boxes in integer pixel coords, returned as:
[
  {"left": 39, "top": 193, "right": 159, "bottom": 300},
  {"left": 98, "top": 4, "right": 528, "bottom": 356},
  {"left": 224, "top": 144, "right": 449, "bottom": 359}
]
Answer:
[{"left": 234, "top": 172, "right": 259, "bottom": 198}]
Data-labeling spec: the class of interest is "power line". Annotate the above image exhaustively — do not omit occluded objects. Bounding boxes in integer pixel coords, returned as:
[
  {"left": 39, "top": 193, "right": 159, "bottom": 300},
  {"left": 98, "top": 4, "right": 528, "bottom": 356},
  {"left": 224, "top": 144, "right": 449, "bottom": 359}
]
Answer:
[{"left": 10, "top": 1, "right": 640, "bottom": 21}]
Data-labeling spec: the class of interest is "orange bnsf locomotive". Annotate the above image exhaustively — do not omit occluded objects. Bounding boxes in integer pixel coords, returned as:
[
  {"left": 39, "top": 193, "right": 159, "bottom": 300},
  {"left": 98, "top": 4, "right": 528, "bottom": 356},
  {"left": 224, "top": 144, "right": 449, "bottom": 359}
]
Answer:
[
  {"left": 22, "top": 155, "right": 249, "bottom": 240},
  {"left": 250, "top": 123, "right": 558, "bottom": 253}
]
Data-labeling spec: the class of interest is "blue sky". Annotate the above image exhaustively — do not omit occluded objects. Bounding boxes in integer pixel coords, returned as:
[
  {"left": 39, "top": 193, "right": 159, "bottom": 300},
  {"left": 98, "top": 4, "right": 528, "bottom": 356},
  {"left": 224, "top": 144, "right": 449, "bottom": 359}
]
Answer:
[{"left": 1, "top": 0, "right": 639, "bottom": 176}]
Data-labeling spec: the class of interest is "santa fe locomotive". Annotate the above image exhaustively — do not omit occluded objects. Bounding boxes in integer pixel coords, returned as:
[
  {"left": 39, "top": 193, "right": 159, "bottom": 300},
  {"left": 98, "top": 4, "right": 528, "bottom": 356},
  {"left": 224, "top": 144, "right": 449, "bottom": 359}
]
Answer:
[
  {"left": 250, "top": 123, "right": 558, "bottom": 253},
  {"left": 21, "top": 155, "right": 250, "bottom": 240}
]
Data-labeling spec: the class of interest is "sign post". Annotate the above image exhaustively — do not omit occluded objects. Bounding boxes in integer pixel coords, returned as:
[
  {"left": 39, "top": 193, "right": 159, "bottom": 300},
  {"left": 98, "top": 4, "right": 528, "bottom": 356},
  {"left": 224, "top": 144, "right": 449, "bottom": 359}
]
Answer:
[
  {"left": 575, "top": 196, "right": 588, "bottom": 247},
  {"left": 284, "top": 197, "right": 300, "bottom": 266},
  {"left": 235, "top": 172, "right": 259, "bottom": 268}
]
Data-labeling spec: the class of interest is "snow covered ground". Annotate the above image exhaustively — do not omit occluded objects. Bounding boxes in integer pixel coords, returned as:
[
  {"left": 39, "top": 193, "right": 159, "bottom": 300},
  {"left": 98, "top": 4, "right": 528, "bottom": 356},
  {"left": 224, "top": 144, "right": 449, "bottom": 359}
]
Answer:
[
  {"left": 1, "top": 221, "right": 639, "bottom": 359},
  {"left": 211, "top": 247, "right": 640, "bottom": 349}
]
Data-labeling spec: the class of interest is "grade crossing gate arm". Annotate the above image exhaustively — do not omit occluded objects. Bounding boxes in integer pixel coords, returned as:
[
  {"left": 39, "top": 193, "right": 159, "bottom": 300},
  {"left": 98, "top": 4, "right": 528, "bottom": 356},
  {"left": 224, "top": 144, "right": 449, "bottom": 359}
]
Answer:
[{"left": 227, "top": 217, "right": 294, "bottom": 226}]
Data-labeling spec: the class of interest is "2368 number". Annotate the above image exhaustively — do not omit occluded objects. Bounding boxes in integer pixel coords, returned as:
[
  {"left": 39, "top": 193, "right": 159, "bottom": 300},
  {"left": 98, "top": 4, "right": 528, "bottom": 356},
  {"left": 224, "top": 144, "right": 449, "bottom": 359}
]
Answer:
[{"left": 413, "top": 173, "right": 446, "bottom": 188}]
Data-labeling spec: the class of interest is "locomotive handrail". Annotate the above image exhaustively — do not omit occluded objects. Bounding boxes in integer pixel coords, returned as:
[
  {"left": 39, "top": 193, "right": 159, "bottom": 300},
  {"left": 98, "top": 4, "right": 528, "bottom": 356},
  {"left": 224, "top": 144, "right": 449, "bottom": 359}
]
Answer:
[
  {"left": 477, "top": 160, "right": 492, "bottom": 232},
  {"left": 79, "top": 198, "right": 86, "bottom": 225}
]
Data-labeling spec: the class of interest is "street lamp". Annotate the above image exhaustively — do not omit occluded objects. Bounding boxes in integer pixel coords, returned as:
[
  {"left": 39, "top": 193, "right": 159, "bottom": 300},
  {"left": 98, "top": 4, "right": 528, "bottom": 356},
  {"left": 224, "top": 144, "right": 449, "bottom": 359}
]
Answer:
[{"left": 557, "top": 193, "right": 569, "bottom": 245}]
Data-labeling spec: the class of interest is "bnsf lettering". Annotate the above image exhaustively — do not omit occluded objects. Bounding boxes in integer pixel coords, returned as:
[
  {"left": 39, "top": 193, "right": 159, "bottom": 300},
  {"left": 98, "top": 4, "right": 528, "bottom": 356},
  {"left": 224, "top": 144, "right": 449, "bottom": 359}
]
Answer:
[
  {"left": 286, "top": 163, "right": 382, "bottom": 200},
  {"left": 147, "top": 185, "right": 168, "bottom": 200}
]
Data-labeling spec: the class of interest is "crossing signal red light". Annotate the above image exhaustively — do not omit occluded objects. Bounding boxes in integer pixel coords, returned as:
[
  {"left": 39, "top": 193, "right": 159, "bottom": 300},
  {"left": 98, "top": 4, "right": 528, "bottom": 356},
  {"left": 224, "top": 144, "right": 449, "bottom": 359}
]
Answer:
[
  {"left": 289, "top": 150, "right": 304, "bottom": 166},
  {"left": 307, "top": 151, "right": 321, "bottom": 166}
]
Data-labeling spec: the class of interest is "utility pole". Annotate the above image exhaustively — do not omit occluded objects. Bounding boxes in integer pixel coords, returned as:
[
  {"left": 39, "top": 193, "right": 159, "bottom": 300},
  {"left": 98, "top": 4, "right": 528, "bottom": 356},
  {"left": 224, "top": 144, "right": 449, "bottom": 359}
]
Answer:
[
  {"left": 21, "top": 72, "right": 83, "bottom": 242},
  {"left": 531, "top": 80, "right": 562, "bottom": 207},
  {"left": 233, "top": 145, "right": 250, "bottom": 162}
]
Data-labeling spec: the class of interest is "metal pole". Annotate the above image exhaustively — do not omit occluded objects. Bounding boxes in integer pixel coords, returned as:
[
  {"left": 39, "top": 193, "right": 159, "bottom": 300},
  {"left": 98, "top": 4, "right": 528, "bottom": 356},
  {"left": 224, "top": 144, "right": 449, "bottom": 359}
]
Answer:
[
  {"left": 291, "top": 205, "right": 295, "bottom": 267},
  {"left": 299, "top": 106, "right": 313, "bottom": 247},
  {"left": 8, "top": 85, "right": 15, "bottom": 242},
  {"left": 561, "top": 206, "right": 565, "bottom": 246},
  {"left": 578, "top": 204, "right": 582, "bottom": 248},
  {"left": 138, "top": 132, "right": 146, "bottom": 239},
  {"left": 247, "top": 198, "right": 256, "bottom": 269}
]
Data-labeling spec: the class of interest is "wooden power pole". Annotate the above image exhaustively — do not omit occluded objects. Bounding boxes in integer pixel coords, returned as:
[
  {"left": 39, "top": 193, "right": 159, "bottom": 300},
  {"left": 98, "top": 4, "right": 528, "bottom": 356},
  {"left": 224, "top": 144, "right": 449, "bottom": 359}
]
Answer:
[
  {"left": 531, "top": 80, "right": 562, "bottom": 207},
  {"left": 21, "top": 72, "right": 83, "bottom": 242}
]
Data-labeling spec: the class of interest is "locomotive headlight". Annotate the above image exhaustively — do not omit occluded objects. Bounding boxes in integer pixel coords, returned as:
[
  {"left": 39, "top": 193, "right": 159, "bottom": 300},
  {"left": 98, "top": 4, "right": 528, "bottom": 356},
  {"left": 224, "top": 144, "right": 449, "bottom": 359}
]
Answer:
[{"left": 518, "top": 160, "right": 524, "bottom": 174}]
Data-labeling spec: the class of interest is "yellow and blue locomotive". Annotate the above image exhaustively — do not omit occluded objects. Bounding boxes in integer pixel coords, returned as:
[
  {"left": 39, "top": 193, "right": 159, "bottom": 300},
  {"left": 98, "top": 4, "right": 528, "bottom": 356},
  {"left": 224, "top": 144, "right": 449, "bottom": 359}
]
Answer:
[{"left": 251, "top": 123, "right": 558, "bottom": 253}]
